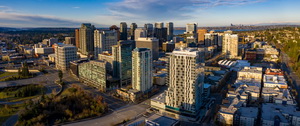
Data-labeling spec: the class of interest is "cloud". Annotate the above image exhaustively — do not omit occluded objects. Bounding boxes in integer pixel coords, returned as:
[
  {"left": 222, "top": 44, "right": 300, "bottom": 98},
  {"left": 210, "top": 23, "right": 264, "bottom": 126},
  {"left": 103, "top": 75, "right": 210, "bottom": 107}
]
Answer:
[
  {"left": 0, "top": 12, "right": 83, "bottom": 27},
  {"left": 72, "top": 7, "right": 80, "bottom": 9},
  {"left": 107, "top": 0, "right": 265, "bottom": 21},
  {"left": 0, "top": 6, "right": 14, "bottom": 13}
]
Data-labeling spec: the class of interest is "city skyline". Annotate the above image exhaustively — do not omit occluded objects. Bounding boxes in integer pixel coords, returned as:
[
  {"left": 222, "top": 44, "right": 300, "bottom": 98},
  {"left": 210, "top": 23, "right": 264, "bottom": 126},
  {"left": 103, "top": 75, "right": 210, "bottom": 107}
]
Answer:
[{"left": 0, "top": 0, "right": 299, "bottom": 27}]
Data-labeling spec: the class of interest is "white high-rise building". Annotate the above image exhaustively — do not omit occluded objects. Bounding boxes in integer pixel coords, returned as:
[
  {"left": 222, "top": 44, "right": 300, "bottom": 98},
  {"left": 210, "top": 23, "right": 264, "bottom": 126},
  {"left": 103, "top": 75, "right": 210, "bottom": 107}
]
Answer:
[
  {"left": 165, "top": 48, "right": 205, "bottom": 118},
  {"left": 55, "top": 44, "right": 77, "bottom": 71},
  {"left": 94, "top": 30, "right": 118, "bottom": 58},
  {"left": 132, "top": 48, "right": 153, "bottom": 93},
  {"left": 222, "top": 31, "right": 238, "bottom": 59}
]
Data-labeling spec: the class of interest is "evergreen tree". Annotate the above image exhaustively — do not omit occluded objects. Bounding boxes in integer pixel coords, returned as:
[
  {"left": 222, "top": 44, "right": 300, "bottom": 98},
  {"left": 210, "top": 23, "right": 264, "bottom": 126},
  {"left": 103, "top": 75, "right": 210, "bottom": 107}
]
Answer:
[
  {"left": 22, "top": 62, "right": 29, "bottom": 77},
  {"left": 18, "top": 68, "right": 21, "bottom": 76},
  {"left": 58, "top": 70, "right": 63, "bottom": 83}
]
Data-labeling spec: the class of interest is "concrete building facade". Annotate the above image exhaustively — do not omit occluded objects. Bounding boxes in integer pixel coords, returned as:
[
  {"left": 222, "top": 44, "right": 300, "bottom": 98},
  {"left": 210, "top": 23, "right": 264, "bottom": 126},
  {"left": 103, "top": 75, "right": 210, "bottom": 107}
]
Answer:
[
  {"left": 79, "top": 23, "right": 95, "bottom": 55},
  {"left": 94, "top": 30, "right": 118, "bottom": 57},
  {"left": 132, "top": 48, "right": 153, "bottom": 93},
  {"left": 55, "top": 44, "right": 77, "bottom": 70},
  {"left": 135, "top": 37, "right": 159, "bottom": 60},
  {"left": 165, "top": 48, "right": 205, "bottom": 119},
  {"left": 222, "top": 31, "right": 238, "bottom": 59}
]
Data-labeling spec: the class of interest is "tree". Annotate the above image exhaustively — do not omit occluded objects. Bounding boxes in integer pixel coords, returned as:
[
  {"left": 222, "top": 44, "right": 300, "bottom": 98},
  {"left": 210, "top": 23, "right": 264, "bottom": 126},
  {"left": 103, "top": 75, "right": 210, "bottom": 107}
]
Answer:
[
  {"left": 18, "top": 68, "right": 21, "bottom": 76},
  {"left": 58, "top": 70, "right": 63, "bottom": 83},
  {"left": 22, "top": 62, "right": 29, "bottom": 77}
]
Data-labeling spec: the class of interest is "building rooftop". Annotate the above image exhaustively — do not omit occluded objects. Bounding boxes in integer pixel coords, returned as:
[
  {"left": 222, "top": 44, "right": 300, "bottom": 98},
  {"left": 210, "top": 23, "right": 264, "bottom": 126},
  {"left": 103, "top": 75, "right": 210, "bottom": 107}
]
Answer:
[
  {"left": 128, "top": 114, "right": 178, "bottom": 126},
  {"left": 136, "top": 37, "right": 159, "bottom": 41},
  {"left": 219, "top": 97, "right": 245, "bottom": 114},
  {"left": 169, "top": 47, "right": 200, "bottom": 56},
  {"left": 133, "top": 47, "right": 150, "bottom": 52},
  {"left": 239, "top": 66, "right": 263, "bottom": 73},
  {"left": 237, "top": 107, "right": 258, "bottom": 118},
  {"left": 235, "top": 79, "right": 261, "bottom": 87},
  {"left": 208, "top": 76, "right": 222, "bottom": 82},
  {"left": 264, "top": 74, "right": 287, "bottom": 85},
  {"left": 151, "top": 92, "right": 166, "bottom": 103},
  {"left": 262, "top": 87, "right": 280, "bottom": 94},
  {"left": 204, "top": 83, "right": 211, "bottom": 88},
  {"left": 262, "top": 103, "right": 300, "bottom": 122}
]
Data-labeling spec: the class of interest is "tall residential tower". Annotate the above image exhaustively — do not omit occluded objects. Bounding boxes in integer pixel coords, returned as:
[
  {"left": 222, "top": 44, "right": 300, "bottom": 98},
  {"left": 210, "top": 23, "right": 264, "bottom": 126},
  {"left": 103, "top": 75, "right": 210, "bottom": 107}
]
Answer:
[
  {"left": 165, "top": 48, "right": 205, "bottom": 119},
  {"left": 132, "top": 48, "right": 153, "bottom": 93},
  {"left": 94, "top": 30, "right": 118, "bottom": 57},
  {"left": 120, "top": 22, "right": 128, "bottom": 40},
  {"left": 130, "top": 23, "right": 137, "bottom": 40},
  {"left": 79, "top": 23, "right": 95, "bottom": 55},
  {"left": 166, "top": 22, "right": 174, "bottom": 41},
  {"left": 222, "top": 30, "right": 238, "bottom": 59}
]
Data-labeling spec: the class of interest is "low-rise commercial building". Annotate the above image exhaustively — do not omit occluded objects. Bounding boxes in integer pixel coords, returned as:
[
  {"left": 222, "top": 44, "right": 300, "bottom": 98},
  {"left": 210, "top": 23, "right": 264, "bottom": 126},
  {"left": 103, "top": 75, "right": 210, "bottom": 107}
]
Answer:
[
  {"left": 262, "top": 87, "right": 296, "bottom": 105},
  {"left": 261, "top": 103, "right": 300, "bottom": 126},
  {"left": 237, "top": 66, "right": 263, "bottom": 86},
  {"left": 264, "top": 74, "right": 287, "bottom": 88}
]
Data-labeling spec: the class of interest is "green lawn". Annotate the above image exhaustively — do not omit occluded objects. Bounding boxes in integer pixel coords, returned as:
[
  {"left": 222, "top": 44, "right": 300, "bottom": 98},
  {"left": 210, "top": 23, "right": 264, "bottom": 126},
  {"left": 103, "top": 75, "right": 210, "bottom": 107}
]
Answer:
[
  {"left": 0, "top": 103, "right": 25, "bottom": 125},
  {"left": 0, "top": 85, "right": 45, "bottom": 102},
  {"left": 0, "top": 72, "right": 17, "bottom": 78}
]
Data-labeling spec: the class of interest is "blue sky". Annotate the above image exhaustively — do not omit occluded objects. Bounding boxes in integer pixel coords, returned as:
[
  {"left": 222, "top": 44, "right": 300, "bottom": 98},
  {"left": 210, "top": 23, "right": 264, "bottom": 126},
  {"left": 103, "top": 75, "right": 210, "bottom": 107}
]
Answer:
[{"left": 0, "top": 0, "right": 299, "bottom": 27}]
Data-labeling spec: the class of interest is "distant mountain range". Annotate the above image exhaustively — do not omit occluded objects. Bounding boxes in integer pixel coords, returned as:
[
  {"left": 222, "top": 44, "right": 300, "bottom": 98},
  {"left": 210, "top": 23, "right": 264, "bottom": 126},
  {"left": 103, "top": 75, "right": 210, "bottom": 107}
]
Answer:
[{"left": 0, "top": 24, "right": 299, "bottom": 32}]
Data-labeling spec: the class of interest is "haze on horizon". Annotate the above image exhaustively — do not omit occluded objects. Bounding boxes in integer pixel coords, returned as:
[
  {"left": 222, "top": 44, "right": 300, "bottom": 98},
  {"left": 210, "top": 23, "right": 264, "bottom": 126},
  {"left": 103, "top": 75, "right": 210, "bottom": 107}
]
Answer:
[{"left": 0, "top": 0, "right": 299, "bottom": 28}]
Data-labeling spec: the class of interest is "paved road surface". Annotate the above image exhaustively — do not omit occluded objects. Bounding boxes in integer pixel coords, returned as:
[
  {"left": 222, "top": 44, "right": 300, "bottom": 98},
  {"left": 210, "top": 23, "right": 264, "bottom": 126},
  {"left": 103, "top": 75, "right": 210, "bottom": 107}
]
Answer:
[
  {"left": 65, "top": 103, "right": 149, "bottom": 126},
  {"left": 280, "top": 52, "right": 300, "bottom": 100}
]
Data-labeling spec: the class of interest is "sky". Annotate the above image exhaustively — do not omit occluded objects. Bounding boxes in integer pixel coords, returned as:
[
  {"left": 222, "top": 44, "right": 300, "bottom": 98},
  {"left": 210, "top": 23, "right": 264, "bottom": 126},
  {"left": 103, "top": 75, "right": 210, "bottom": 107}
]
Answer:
[{"left": 0, "top": 0, "right": 299, "bottom": 28}]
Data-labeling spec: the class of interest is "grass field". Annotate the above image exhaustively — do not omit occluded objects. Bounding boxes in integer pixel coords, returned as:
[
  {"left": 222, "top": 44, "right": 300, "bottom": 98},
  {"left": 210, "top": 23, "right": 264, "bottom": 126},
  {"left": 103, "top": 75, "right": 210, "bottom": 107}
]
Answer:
[
  {"left": 0, "top": 72, "right": 17, "bottom": 78},
  {"left": 0, "top": 103, "right": 25, "bottom": 125},
  {"left": 0, "top": 85, "right": 45, "bottom": 102}
]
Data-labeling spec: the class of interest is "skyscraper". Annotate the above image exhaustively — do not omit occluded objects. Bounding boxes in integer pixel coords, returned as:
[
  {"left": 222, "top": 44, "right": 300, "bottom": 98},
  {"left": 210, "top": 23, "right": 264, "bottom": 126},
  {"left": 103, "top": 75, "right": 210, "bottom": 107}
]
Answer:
[
  {"left": 154, "top": 28, "right": 167, "bottom": 48},
  {"left": 120, "top": 22, "right": 128, "bottom": 40},
  {"left": 186, "top": 23, "right": 197, "bottom": 34},
  {"left": 75, "top": 29, "right": 80, "bottom": 49},
  {"left": 222, "top": 30, "right": 238, "bottom": 59},
  {"left": 65, "top": 37, "right": 75, "bottom": 45},
  {"left": 166, "top": 22, "right": 174, "bottom": 41},
  {"left": 132, "top": 48, "right": 153, "bottom": 93},
  {"left": 197, "top": 29, "right": 207, "bottom": 45},
  {"left": 94, "top": 30, "right": 118, "bottom": 58},
  {"left": 55, "top": 44, "right": 77, "bottom": 71},
  {"left": 79, "top": 23, "right": 95, "bottom": 55},
  {"left": 109, "top": 25, "right": 120, "bottom": 40},
  {"left": 144, "top": 23, "right": 154, "bottom": 37},
  {"left": 165, "top": 48, "right": 205, "bottom": 119},
  {"left": 112, "top": 41, "right": 134, "bottom": 86},
  {"left": 130, "top": 23, "right": 137, "bottom": 40},
  {"left": 155, "top": 22, "right": 164, "bottom": 29}
]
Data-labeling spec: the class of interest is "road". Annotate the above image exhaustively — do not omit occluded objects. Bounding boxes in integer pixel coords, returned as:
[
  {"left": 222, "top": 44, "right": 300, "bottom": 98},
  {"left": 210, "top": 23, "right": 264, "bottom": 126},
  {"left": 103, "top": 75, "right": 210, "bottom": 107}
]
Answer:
[
  {"left": 64, "top": 103, "right": 149, "bottom": 126},
  {"left": 280, "top": 52, "right": 300, "bottom": 101}
]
